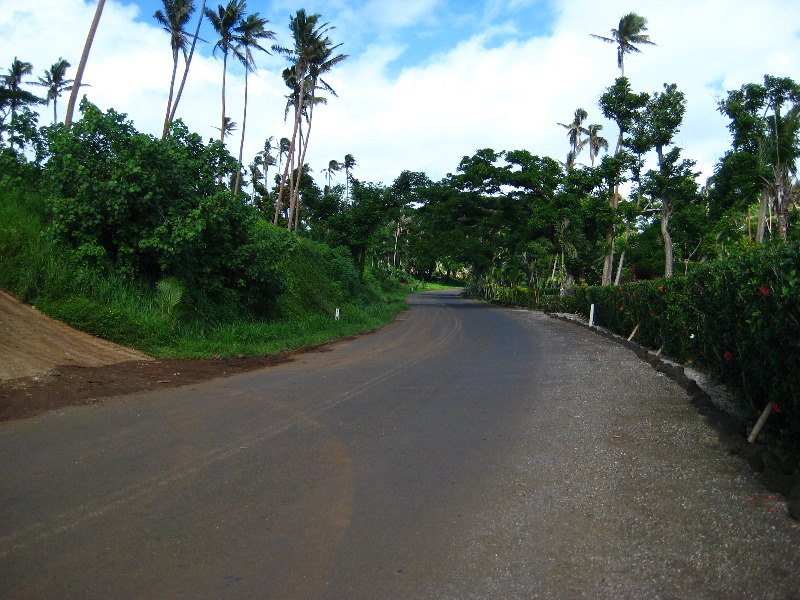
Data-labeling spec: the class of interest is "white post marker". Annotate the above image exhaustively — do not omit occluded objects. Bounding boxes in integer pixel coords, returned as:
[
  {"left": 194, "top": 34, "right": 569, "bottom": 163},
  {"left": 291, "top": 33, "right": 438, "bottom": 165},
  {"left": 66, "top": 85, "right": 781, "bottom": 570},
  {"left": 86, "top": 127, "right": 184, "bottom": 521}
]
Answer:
[
  {"left": 335, "top": 308, "right": 340, "bottom": 321},
  {"left": 589, "top": 304, "right": 595, "bottom": 328}
]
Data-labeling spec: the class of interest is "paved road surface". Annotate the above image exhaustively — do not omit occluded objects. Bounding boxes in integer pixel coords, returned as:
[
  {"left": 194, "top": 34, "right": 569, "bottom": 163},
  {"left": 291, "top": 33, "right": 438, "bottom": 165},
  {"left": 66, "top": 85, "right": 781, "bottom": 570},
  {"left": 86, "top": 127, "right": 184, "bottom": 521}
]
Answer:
[{"left": 1, "top": 290, "right": 799, "bottom": 599}]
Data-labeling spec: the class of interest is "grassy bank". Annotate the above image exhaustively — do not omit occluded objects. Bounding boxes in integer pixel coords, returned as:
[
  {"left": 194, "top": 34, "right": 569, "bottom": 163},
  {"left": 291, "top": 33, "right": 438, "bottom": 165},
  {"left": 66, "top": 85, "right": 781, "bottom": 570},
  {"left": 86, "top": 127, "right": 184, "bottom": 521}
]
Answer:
[{"left": 0, "top": 181, "right": 413, "bottom": 359}]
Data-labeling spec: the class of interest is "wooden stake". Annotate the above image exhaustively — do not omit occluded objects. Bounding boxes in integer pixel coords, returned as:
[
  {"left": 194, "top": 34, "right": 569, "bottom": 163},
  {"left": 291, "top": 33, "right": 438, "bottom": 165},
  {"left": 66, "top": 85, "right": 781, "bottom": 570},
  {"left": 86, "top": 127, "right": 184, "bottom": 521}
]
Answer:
[
  {"left": 627, "top": 323, "right": 640, "bottom": 341},
  {"left": 748, "top": 403, "right": 774, "bottom": 444},
  {"left": 655, "top": 346, "right": 663, "bottom": 357}
]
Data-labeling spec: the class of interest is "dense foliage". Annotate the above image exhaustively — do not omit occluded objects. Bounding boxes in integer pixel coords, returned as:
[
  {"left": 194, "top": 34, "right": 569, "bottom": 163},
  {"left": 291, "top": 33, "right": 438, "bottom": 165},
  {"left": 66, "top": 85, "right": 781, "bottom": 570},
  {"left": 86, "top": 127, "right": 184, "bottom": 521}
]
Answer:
[{"left": 43, "top": 101, "right": 288, "bottom": 315}]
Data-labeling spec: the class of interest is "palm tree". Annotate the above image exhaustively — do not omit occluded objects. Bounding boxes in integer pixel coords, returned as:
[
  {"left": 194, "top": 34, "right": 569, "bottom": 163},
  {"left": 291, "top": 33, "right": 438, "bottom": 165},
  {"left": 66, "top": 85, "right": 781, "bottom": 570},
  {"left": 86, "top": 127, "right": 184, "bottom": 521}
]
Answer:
[
  {"left": 232, "top": 12, "right": 275, "bottom": 195},
  {"left": 154, "top": 0, "right": 195, "bottom": 139},
  {"left": 326, "top": 158, "right": 341, "bottom": 191},
  {"left": 557, "top": 108, "right": 588, "bottom": 169},
  {"left": 585, "top": 123, "right": 608, "bottom": 167},
  {"left": 169, "top": 0, "right": 206, "bottom": 124},
  {"left": 33, "top": 59, "right": 78, "bottom": 124},
  {"left": 213, "top": 116, "right": 237, "bottom": 138},
  {"left": 288, "top": 37, "right": 347, "bottom": 224},
  {"left": 205, "top": 0, "right": 246, "bottom": 145},
  {"left": 272, "top": 9, "right": 347, "bottom": 228},
  {"left": 591, "top": 12, "right": 656, "bottom": 76},
  {"left": 65, "top": 0, "right": 105, "bottom": 127},
  {"left": 4, "top": 58, "right": 34, "bottom": 120},
  {"left": 256, "top": 136, "right": 275, "bottom": 188},
  {"left": 343, "top": 153, "right": 356, "bottom": 200}
]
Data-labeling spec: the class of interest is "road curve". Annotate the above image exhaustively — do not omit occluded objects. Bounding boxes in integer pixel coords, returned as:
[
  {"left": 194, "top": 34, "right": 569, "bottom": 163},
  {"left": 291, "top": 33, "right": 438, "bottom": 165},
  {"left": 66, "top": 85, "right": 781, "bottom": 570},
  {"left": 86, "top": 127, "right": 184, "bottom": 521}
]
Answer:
[{"left": 1, "top": 289, "right": 798, "bottom": 599}]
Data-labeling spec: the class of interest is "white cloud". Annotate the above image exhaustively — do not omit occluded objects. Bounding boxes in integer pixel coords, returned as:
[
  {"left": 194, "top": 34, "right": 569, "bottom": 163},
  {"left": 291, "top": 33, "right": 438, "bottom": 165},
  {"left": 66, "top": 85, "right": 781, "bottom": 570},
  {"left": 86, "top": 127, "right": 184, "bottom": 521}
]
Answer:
[{"left": 3, "top": 0, "right": 800, "bottom": 191}]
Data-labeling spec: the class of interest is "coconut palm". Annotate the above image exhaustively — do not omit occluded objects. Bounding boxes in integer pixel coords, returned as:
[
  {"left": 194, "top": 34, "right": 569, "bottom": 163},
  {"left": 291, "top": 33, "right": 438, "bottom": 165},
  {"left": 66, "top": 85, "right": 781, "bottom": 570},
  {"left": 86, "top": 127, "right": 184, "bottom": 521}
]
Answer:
[
  {"left": 557, "top": 108, "right": 588, "bottom": 169},
  {"left": 343, "top": 153, "right": 356, "bottom": 200},
  {"left": 3, "top": 56, "right": 38, "bottom": 116},
  {"left": 65, "top": 0, "right": 105, "bottom": 127},
  {"left": 169, "top": 0, "right": 206, "bottom": 124},
  {"left": 255, "top": 136, "right": 276, "bottom": 197},
  {"left": 326, "top": 158, "right": 341, "bottom": 191},
  {"left": 591, "top": 12, "right": 656, "bottom": 76},
  {"left": 213, "top": 116, "right": 237, "bottom": 138},
  {"left": 585, "top": 123, "right": 608, "bottom": 167},
  {"left": 232, "top": 12, "right": 275, "bottom": 195},
  {"left": 4, "top": 58, "right": 34, "bottom": 119},
  {"left": 272, "top": 9, "right": 347, "bottom": 228},
  {"left": 2, "top": 58, "right": 38, "bottom": 147},
  {"left": 288, "top": 36, "right": 346, "bottom": 223},
  {"left": 205, "top": 0, "right": 246, "bottom": 145},
  {"left": 33, "top": 59, "right": 80, "bottom": 124},
  {"left": 154, "top": 0, "right": 195, "bottom": 139}
]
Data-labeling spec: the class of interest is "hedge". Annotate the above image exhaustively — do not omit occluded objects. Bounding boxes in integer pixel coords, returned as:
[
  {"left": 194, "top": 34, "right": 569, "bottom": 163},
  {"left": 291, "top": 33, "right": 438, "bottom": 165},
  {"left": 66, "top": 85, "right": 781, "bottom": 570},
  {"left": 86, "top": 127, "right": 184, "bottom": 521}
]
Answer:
[{"left": 469, "top": 241, "right": 800, "bottom": 459}]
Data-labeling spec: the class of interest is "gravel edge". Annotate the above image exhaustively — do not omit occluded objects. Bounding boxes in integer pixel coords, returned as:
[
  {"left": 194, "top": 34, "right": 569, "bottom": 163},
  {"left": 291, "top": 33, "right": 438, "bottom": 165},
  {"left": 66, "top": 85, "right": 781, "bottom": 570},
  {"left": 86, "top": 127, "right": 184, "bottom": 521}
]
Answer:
[{"left": 543, "top": 310, "right": 800, "bottom": 521}]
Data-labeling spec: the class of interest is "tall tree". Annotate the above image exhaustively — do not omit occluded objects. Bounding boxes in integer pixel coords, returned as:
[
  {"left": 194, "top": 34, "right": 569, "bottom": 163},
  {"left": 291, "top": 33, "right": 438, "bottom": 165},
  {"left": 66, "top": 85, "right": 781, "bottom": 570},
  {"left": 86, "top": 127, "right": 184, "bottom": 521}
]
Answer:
[
  {"left": 719, "top": 75, "right": 800, "bottom": 241},
  {"left": 169, "top": 0, "right": 207, "bottom": 124},
  {"left": 232, "top": 12, "right": 275, "bottom": 195},
  {"left": 635, "top": 83, "right": 689, "bottom": 277},
  {"left": 344, "top": 153, "right": 356, "bottom": 201},
  {"left": 598, "top": 77, "right": 649, "bottom": 284},
  {"left": 65, "top": 0, "right": 105, "bottom": 127},
  {"left": 205, "top": 0, "right": 246, "bottom": 146},
  {"left": 287, "top": 33, "right": 347, "bottom": 227},
  {"left": 326, "top": 158, "right": 341, "bottom": 191},
  {"left": 154, "top": 0, "right": 195, "bottom": 139},
  {"left": 2, "top": 58, "right": 41, "bottom": 149},
  {"left": 557, "top": 108, "right": 588, "bottom": 169},
  {"left": 585, "top": 124, "right": 608, "bottom": 167},
  {"left": 4, "top": 58, "right": 34, "bottom": 121},
  {"left": 591, "top": 12, "right": 656, "bottom": 76},
  {"left": 255, "top": 136, "right": 276, "bottom": 203},
  {"left": 272, "top": 9, "right": 347, "bottom": 228},
  {"left": 34, "top": 58, "right": 77, "bottom": 124}
]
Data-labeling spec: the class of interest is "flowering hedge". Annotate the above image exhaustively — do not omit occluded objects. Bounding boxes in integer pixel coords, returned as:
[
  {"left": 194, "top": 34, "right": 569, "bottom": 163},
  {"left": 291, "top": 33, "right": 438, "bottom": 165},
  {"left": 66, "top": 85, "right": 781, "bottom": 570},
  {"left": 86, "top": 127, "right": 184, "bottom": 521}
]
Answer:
[
  {"left": 574, "top": 242, "right": 799, "bottom": 455},
  {"left": 469, "top": 241, "right": 800, "bottom": 455}
]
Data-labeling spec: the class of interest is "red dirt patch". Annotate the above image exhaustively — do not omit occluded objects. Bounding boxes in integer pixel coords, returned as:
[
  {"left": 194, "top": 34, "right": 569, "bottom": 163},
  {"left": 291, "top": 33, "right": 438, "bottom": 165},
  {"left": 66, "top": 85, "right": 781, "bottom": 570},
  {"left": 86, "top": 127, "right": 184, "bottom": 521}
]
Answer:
[{"left": 0, "top": 288, "right": 340, "bottom": 422}]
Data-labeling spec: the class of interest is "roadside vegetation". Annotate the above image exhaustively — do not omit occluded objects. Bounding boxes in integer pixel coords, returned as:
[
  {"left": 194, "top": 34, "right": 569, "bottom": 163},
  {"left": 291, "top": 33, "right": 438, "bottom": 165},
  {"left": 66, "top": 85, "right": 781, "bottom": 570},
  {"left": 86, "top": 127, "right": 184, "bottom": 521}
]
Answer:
[{"left": 0, "top": 7, "right": 798, "bottom": 453}]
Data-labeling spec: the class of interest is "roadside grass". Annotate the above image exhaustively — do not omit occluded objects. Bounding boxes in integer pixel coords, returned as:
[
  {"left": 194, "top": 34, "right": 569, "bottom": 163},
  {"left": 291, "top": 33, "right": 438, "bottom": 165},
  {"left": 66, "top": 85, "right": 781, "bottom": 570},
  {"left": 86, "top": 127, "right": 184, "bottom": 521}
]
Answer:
[
  {"left": 1, "top": 184, "right": 412, "bottom": 360},
  {"left": 145, "top": 292, "right": 409, "bottom": 359}
]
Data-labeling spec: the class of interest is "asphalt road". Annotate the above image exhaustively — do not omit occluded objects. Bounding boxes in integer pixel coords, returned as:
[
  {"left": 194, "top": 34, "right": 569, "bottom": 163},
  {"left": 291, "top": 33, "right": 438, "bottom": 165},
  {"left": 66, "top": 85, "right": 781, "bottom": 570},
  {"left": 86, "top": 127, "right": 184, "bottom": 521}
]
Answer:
[{"left": 1, "top": 290, "right": 799, "bottom": 599}]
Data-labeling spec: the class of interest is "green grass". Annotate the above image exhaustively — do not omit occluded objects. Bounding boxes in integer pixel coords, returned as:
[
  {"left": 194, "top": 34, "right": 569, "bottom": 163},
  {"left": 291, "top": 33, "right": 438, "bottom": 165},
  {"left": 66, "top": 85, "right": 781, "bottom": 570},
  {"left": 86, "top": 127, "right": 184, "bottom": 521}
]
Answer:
[
  {"left": 145, "top": 294, "right": 409, "bottom": 359},
  {"left": 1, "top": 182, "right": 412, "bottom": 360}
]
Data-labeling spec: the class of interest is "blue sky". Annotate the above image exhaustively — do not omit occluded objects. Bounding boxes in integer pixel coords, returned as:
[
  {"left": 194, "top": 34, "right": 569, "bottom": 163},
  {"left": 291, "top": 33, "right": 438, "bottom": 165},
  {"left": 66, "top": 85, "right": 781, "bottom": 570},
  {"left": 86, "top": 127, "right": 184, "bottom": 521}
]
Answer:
[
  {"left": 2, "top": 0, "right": 800, "bottom": 188},
  {"left": 126, "top": 0, "right": 558, "bottom": 78}
]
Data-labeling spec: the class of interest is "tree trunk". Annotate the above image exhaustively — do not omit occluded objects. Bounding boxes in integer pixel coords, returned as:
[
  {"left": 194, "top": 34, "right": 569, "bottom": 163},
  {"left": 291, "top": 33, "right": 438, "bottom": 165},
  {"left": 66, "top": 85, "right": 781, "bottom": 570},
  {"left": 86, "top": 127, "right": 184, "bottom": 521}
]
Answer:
[
  {"left": 65, "top": 0, "right": 105, "bottom": 127},
  {"left": 275, "top": 67, "right": 306, "bottom": 226},
  {"left": 169, "top": 0, "right": 206, "bottom": 123},
  {"left": 756, "top": 189, "right": 768, "bottom": 243},
  {"left": 775, "top": 168, "right": 789, "bottom": 241},
  {"left": 234, "top": 69, "right": 249, "bottom": 196},
  {"left": 614, "top": 249, "right": 625, "bottom": 285},
  {"left": 602, "top": 233, "right": 615, "bottom": 286},
  {"left": 289, "top": 88, "right": 318, "bottom": 228},
  {"left": 662, "top": 199, "right": 673, "bottom": 277},
  {"left": 220, "top": 52, "right": 227, "bottom": 145},
  {"left": 161, "top": 49, "right": 180, "bottom": 139}
]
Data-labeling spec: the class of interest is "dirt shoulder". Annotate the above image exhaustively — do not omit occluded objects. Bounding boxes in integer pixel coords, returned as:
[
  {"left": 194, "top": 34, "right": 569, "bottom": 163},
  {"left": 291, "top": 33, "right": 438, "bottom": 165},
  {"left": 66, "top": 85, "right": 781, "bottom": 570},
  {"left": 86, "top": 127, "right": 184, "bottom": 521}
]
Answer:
[{"left": 0, "top": 288, "right": 333, "bottom": 422}]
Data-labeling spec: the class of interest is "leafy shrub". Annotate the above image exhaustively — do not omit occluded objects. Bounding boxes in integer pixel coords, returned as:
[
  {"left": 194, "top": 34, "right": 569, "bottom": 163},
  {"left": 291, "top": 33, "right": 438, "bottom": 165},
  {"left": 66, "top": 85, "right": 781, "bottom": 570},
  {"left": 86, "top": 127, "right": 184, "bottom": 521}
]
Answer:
[{"left": 42, "top": 101, "right": 285, "bottom": 315}]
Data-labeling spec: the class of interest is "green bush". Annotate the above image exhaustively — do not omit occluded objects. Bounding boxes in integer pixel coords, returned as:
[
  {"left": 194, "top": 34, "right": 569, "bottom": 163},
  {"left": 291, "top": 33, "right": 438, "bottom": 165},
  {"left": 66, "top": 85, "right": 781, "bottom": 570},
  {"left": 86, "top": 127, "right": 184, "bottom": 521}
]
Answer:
[{"left": 42, "top": 102, "right": 286, "bottom": 315}]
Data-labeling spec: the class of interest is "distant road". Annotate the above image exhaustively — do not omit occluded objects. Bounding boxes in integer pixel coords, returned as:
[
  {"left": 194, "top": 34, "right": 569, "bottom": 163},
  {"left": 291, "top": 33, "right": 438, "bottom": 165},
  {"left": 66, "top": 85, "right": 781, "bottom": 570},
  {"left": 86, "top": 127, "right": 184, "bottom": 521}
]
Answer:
[{"left": 1, "top": 289, "right": 798, "bottom": 599}]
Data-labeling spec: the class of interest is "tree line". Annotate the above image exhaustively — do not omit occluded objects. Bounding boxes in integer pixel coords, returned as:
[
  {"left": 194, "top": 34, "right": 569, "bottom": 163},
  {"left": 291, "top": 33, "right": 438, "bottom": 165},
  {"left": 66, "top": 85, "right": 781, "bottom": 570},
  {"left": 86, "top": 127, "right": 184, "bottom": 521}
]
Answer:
[{"left": 1, "top": 9, "right": 798, "bottom": 301}]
